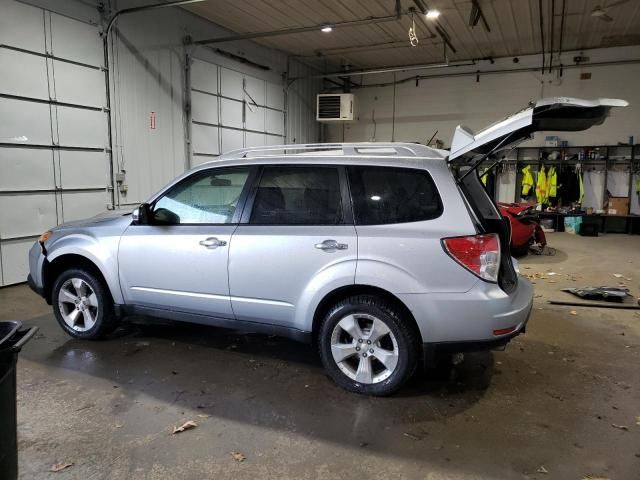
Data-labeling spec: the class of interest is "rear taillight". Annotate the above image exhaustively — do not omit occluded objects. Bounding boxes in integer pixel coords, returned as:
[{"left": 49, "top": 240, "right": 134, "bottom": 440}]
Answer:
[{"left": 442, "top": 233, "right": 501, "bottom": 282}]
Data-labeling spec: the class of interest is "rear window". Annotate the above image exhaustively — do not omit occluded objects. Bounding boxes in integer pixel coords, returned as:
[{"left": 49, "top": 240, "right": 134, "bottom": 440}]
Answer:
[{"left": 347, "top": 166, "right": 442, "bottom": 225}]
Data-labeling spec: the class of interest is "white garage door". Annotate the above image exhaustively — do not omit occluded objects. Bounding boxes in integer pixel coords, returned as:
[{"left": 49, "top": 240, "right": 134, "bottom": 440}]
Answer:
[
  {"left": 0, "top": 2, "right": 110, "bottom": 286},
  {"left": 190, "top": 58, "right": 285, "bottom": 165}
]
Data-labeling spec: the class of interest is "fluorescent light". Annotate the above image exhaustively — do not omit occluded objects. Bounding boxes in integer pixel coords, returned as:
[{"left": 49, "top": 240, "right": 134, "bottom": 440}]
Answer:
[
  {"left": 370, "top": 195, "right": 381, "bottom": 201},
  {"left": 426, "top": 9, "right": 440, "bottom": 19},
  {"left": 321, "top": 26, "right": 333, "bottom": 33}
]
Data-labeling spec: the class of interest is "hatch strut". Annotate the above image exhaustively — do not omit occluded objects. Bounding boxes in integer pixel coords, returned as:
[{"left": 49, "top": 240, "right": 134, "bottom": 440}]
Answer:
[{"left": 454, "top": 131, "right": 519, "bottom": 184}]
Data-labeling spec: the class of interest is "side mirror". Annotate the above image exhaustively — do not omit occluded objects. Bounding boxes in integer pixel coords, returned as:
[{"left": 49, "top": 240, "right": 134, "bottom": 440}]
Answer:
[{"left": 132, "top": 203, "right": 151, "bottom": 225}]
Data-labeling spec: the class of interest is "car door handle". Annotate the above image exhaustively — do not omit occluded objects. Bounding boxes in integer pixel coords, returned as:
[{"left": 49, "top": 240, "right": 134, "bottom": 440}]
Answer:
[
  {"left": 199, "top": 237, "right": 227, "bottom": 248},
  {"left": 315, "top": 239, "right": 348, "bottom": 251}
]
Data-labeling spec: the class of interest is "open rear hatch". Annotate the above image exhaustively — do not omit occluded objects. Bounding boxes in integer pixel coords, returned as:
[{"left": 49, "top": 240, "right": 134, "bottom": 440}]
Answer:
[{"left": 448, "top": 97, "right": 628, "bottom": 292}]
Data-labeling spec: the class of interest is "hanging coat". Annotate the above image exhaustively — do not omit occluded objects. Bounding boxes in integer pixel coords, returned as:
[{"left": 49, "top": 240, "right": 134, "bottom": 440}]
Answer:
[
  {"left": 480, "top": 167, "right": 489, "bottom": 186},
  {"left": 536, "top": 165, "right": 547, "bottom": 204},
  {"left": 521, "top": 165, "right": 534, "bottom": 197},
  {"left": 578, "top": 168, "right": 584, "bottom": 204},
  {"left": 547, "top": 166, "right": 557, "bottom": 198},
  {"left": 559, "top": 167, "right": 580, "bottom": 203}
]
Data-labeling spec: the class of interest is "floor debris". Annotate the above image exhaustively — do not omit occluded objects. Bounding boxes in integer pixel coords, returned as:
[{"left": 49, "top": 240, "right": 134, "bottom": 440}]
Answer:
[
  {"left": 611, "top": 423, "right": 629, "bottom": 431},
  {"left": 536, "top": 465, "right": 548, "bottom": 474},
  {"left": 231, "top": 451, "right": 246, "bottom": 462},
  {"left": 403, "top": 432, "right": 422, "bottom": 440},
  {"left": 50, "top": 462, "right": 73, "bottom": 472},
  {"left": 172, "top": 420, "right": 197, "bottom": 434},
  {"left": 570, "top": 310, "right": 578, "bottom": 316}
]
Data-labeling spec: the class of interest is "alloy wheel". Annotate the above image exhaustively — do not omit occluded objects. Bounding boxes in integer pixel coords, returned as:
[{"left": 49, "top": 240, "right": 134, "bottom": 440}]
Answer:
[
  {"left": 330, "top": 313, "right": 399, "bottom": 384},
  {"left": 57, "top": 278, "right": 99, "bottom": 332}
]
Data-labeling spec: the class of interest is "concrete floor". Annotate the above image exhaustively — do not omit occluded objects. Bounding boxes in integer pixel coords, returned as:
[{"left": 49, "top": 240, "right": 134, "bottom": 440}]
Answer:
[{"left": 1, "top": 233, "right": 639, "bottom": 479}]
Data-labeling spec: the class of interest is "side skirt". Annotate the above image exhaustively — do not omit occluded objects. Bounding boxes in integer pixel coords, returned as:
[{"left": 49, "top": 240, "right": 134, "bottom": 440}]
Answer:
[{"left": 115, "top": 304, "right": 312, "bottom": 343}]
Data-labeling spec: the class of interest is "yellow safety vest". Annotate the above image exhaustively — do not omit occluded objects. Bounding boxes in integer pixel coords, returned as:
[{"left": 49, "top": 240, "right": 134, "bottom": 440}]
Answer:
[
  {"left": 578, "top": 169, "right": 584, "bottom": 203},
  {"left": 547, "top": 166, "right": 557, "bottom": 198},
  {"left": 521, "top": 166, "right": 534, "bottom": 197},
  {"left": 480, "top": 167, "right": 489, "bottom": 186},
  {"left": 536, "top": 165, "right": 547, "bottom": 204}
]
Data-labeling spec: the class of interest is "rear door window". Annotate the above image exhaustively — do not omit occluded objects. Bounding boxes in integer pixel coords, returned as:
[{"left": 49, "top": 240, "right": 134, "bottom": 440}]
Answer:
[
  {"left": 249, "top": 166, "right": 343, "bottom": 225},
  {"left": 347, "top": 166, "right": 442, "bottom": 225}
]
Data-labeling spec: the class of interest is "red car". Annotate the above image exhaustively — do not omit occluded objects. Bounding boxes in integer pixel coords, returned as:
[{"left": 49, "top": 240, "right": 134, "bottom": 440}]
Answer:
[{"left": 498, "top": 203, "right": 547, "bottom": 257}]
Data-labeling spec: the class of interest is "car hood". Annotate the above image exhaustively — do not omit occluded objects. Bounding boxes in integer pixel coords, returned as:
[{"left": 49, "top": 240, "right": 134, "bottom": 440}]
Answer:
[
  {"left": 52, "top": 209, "right": 134, "bottom": 231},
  {"left": 448, "top": 97, "right": 628, "bottom": 162}
]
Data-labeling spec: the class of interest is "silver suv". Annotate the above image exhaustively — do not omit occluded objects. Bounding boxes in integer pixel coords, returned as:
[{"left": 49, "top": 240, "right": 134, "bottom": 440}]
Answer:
[{"left": 27, "top": 97, "right": 626, "bottom": 395}]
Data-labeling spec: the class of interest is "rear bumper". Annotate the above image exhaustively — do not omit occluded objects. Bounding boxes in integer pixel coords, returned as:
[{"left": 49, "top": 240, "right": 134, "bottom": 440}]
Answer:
[
  {"left": 424, "top": 313, "right": 529, "bottom": 356},
  {"left": 398, "top": 276, "right": 534, "bottom": 345}
]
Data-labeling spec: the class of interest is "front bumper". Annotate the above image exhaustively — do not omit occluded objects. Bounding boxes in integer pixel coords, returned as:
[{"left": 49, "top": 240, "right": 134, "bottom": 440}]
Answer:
[
  {"left": 27, "top": 274, "right": 45, "bottom": 297},
  {"left": 27, "top": 241, "right": 47, "bottom": 298}
]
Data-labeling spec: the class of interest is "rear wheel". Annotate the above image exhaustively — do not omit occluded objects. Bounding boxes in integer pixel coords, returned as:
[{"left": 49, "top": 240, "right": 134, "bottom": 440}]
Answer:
[
  {"left": 52, "top": 268, "right": 117, "bottom": 339},
  {"left": 318, "top": 295, "right": 419, "bottom": 396}
]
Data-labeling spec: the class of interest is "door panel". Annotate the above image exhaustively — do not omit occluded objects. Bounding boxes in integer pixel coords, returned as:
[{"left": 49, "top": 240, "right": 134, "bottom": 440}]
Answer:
[
  {"left": 118, "top": 166, "right": 253, "bottom": 318},
  {"left": 229, "top": 225, "right": 356, "bottom": 327},
  {"left": 118, "top": 225, "right": 236, "bottom": 317},
  {"left": 229, "top": 165, "right": 356, "bottom": 329}
]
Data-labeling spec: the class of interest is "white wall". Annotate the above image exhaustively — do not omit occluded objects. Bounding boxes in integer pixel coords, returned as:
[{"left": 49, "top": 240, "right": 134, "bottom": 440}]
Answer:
[
  {"left": 326, "top": 46, "right": 640, "bottom": 148},
  {"left": 109, "top": 1, "right": 320, "bottom": 205}
]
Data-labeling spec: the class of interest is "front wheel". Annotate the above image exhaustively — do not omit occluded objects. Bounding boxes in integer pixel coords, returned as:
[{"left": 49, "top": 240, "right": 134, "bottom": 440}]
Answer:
[
  {"left": 318, "top": 295, "right": 420, "bottom": 396},
  {"left": 52, "top": 268, "right": 117, "bottom": 339}
]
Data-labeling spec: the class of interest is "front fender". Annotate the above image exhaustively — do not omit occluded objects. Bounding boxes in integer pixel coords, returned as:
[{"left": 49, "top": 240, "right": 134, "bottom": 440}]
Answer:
[
  {"left": 293, "top": 259, "right": 357, "bottom": 332},
  {"left": 46, "top": 233, "right": 124, "bottom": 304}
]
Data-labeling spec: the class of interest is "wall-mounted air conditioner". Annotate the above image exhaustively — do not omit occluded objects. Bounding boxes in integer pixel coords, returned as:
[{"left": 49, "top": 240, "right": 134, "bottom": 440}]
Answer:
[{"left": 316, "top": 93, "right": 355, "bottom": 122}]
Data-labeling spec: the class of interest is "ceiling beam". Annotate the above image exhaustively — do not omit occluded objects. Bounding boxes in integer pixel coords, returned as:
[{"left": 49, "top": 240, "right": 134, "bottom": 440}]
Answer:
[
  {"left": 469, "top": 0, "right": 491, "bottom": 32},
  {"left": 190, "top": 13, "right": 401, "bottom": 46}
]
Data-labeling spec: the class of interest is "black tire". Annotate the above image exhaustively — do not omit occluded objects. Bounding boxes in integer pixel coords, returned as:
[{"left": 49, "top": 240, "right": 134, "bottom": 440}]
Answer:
[
  {"left": 52, "top": 267, "right": 118, "bottom": 340},
  {"left": 318, "top": 295, "right": 420, "bottom": 396}
]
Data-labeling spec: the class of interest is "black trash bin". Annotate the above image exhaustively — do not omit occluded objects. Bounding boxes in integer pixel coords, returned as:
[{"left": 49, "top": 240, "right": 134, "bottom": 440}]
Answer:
[{"left": 0, "top": 321, "right": 38, "bottom": 480}]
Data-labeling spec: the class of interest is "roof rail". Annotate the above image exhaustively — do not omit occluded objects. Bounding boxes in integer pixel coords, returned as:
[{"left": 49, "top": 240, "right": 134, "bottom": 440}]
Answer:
[{"left": 220, "top": 142, "right": 432, "bottom": 159}]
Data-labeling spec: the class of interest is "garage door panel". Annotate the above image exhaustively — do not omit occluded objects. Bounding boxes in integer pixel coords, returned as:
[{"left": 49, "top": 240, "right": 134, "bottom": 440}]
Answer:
[
  {"left": 61, "top": 191, "right": 107, "bottom": 223},
  {"left": 266, "top": 82, "right": 284, "bottom": 110},
  {"left": 244, "top": 76, "right": 265, "bottom": 105},
  {"left": 266, "top": 135, "right": 284, "bottom": 146},
  {"left": 56, "top": 107, "right": 107, "bottom": 148},
  {"left": 0, "top": 149, "right": 54, "bottom": 190},
  {"left": 245, "top": 105, "right": 265, "bottom": 132},
  {"left": 245, "top": 132, "right": 265, "bottom": 148},
  {"left": 0, "top": 193, "right": 57, "bottom": 238},
  {"left": 266, "top": 109, "right": 285, "bottom": 135},
  {"left": 0, "top": 98, "right": 52, "bottom": 145},
  {"left": 0, "top": 2, "right": 46, "bottom": 53},
  {"left": 0, "top": 49, "right": 49, "bottom": 99},
  {"left": 220, "top": 68, "right": 244, "bottom": 100},
  {"left": 221, "top": 128, "right": 243, "bottom": 153},
  {"left": 0, "top": 238, "right": 35, "bottom": 286},
  {"left": 59, "top": 151, "right": 108, "bottom": 189},
  {"left": 53, "top": 61, "right": 105, "bottom": 107},
  {"left": 50, "top": 13, "right": 102, "bottom": 66},
  {"left": 220, "top": 99, "right": 243, "bottom": 128},
  {"left": 191, "top": 60, "right": 218, "bottom": 94},
  {"left": 191, "top": 91, "right": 219, "bottom": 125},
  {"left": 192, "top": 124, "right": 219, "bottom": 155}
]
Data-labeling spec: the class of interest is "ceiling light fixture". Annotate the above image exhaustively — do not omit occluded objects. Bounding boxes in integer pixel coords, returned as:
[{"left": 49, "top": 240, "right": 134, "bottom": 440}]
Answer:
[
  {"left": 321, "top": 25, "right": 333, "bottom": 33},
  {"left": 426, "top": 9, "right": 440, "bottom": 19}
]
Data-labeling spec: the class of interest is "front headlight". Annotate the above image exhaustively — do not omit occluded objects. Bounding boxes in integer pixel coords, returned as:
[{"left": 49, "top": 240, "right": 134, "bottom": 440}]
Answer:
[{"left": 38, "top": 230, "right": 52, "bottom": 245}]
